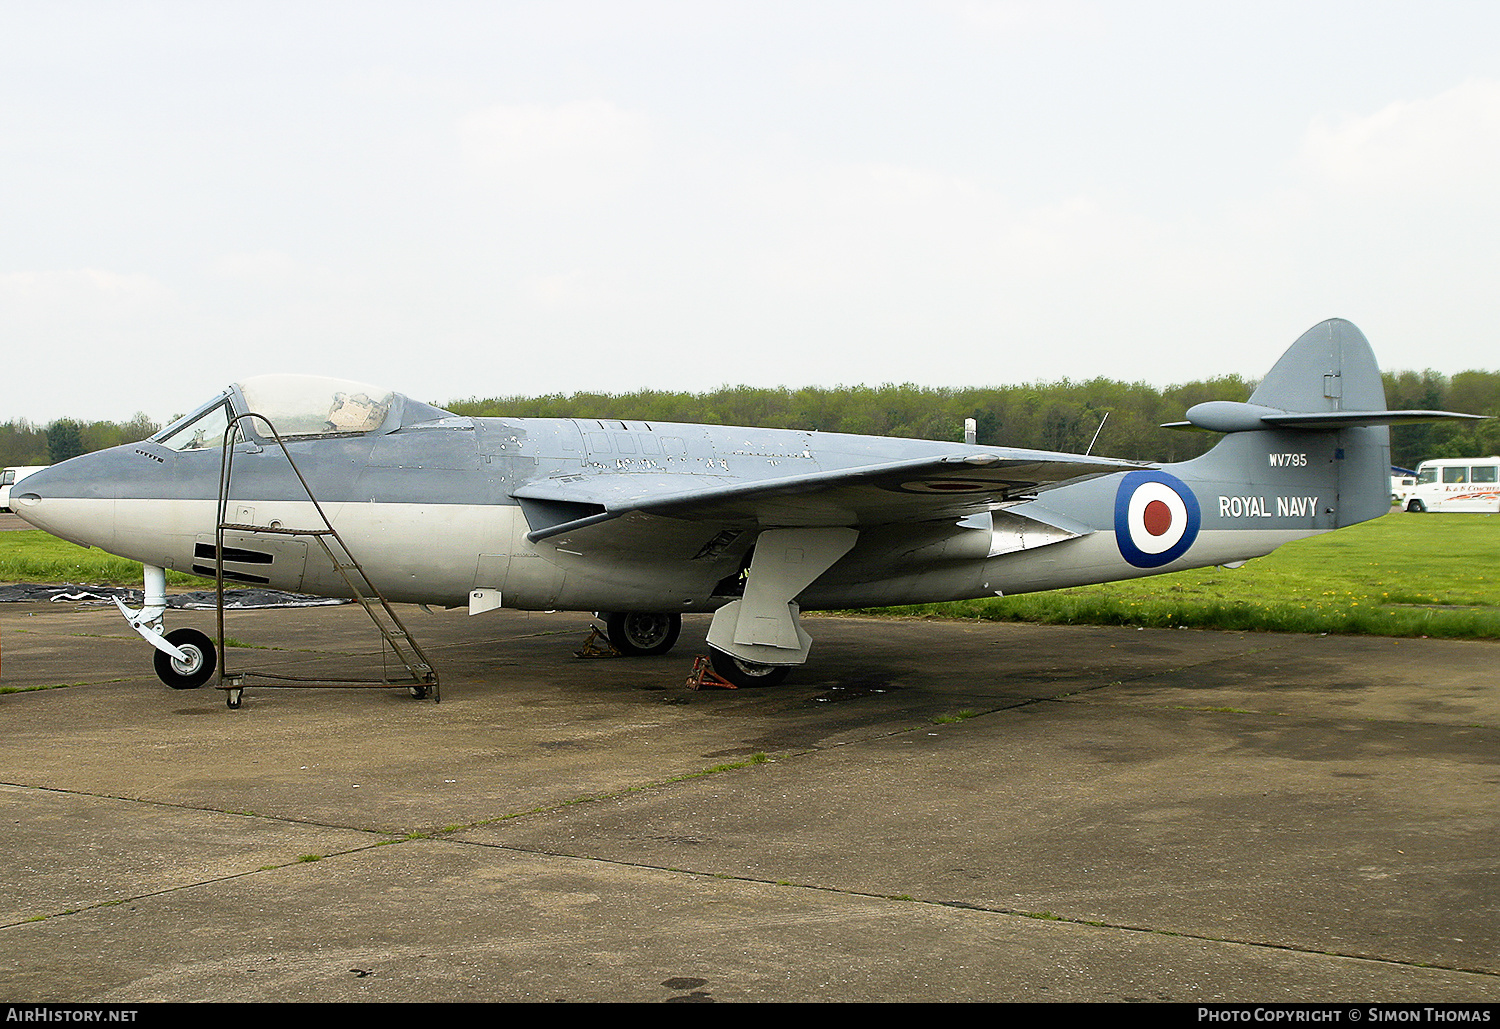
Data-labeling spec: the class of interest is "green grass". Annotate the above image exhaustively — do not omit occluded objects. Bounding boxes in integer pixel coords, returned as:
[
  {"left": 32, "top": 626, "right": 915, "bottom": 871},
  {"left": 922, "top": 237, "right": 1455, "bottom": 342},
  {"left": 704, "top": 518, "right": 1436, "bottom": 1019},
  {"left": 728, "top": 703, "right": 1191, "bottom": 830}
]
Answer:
[
  {"left": 0, "top": 530, "right": 211, "bottom": 588},
  {"left": 864, "top": 511, "right": 1500, "bottom": 640},
  {"left": 4, "top": 511, "right": 1498, "bottom": 639}
]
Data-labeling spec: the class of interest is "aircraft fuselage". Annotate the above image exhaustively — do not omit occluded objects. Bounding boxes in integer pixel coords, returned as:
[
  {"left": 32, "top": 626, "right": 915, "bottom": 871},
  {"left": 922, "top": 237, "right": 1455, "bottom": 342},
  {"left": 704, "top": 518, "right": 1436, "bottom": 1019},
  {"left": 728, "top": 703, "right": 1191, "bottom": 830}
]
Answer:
[
  {"left": 19, "top": 319, "right": 1463, "bottom": 688},
  {"left": 16, "top": 413, "right": 1339, "bottom": 613}
]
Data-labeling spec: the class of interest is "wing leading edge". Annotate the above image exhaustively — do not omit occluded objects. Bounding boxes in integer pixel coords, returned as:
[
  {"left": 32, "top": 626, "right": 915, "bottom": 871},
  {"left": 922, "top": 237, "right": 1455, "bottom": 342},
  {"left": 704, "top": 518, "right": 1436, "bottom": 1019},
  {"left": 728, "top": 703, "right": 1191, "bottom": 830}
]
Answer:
[{"left": 514, "top": 450, "right": 1143, "bottom": 543}]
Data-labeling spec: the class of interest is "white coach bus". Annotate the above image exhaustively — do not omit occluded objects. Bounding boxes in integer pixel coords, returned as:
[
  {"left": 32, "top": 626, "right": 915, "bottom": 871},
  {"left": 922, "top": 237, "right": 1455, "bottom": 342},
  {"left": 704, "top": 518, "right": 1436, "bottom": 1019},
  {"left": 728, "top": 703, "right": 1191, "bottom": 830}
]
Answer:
[{"left": 1404, "top": 457, "right": 1500, "bottom": 513}]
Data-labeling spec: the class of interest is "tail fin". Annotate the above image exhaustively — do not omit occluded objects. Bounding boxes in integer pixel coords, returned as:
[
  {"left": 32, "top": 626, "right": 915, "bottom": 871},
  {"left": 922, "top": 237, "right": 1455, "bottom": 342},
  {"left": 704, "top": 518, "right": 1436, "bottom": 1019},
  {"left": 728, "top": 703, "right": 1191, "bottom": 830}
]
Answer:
[
  {"left": 1264, "top": 319, "right": 1390, "bottom": 526},
  {"left": 1174, "top": 319, "right": 1482, "bottom": 528},
  {"left": 1249, "top": 318, "right": 1385, "bottom": 413}
]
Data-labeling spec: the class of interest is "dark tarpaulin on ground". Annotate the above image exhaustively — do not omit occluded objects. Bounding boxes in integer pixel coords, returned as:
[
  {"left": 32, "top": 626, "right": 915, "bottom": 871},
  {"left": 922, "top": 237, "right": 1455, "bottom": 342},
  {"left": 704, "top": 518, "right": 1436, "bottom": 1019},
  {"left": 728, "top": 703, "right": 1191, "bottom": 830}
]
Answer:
[{"left": 0, "top": 583, "right": 350, "bottom": 609}]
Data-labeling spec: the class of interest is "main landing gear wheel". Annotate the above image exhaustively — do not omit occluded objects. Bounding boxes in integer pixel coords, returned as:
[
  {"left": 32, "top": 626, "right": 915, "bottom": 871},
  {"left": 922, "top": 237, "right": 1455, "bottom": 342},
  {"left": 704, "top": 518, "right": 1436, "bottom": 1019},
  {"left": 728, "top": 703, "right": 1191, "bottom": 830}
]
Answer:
[
  {"left": 605, "top": 612, "right": 682, "bottom": 657},
  {"left": 153, "top": 628, "right": 218, "bottom": 689},
  {"left": 708, "top": 648, "right": 792, "bottom": 688}
]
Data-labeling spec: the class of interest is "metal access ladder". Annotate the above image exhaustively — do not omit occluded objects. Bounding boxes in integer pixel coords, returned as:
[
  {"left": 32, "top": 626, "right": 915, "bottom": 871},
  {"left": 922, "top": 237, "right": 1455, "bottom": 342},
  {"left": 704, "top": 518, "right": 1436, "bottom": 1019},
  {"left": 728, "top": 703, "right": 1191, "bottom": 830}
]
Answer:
[{"left": 211, "top": 413, "right": 440, "bottom": 708}]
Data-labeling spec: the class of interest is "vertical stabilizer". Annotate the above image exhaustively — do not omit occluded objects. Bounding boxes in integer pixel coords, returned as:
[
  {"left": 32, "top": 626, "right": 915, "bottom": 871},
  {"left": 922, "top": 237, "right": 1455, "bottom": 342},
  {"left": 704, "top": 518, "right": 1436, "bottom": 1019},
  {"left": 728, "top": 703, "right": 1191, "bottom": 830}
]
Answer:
[
  {"left": 1248, "top": 318, "right": 1386, "bottom": 414},
  {"left": 1188, "top": 319, "right": 1392, "bottom": 529},
  {"left": 1251, "top": 319, "right": 1390, "bottom": 526}
]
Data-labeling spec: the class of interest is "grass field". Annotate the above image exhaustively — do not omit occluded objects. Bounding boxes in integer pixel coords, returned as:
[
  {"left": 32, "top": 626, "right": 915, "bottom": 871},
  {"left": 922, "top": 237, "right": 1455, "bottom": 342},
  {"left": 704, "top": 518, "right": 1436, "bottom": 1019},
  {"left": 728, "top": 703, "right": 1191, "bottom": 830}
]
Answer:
[
  {"left": 0, "top": 531, "right": 213, "bottom": 589},
  {"left": 869, "top": 510, "right": 1500, "bottom": 639},
  {"left": 2, "top": 510, "right": 1497, "bottom": 639}
]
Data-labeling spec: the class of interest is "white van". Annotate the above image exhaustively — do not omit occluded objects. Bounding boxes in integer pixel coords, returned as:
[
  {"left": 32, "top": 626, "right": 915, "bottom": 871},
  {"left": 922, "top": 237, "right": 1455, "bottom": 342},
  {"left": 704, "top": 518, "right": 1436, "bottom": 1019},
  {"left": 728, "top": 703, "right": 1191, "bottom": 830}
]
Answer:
[
  {"left": 1390, "top": 470, "right": 1417, "bottom": 506},
  {"left": 0, "top": 466, "right": 49, "bottom": 512},
  {"left": 1404, "top": 457, "right": 1500, "bottom": 513}
]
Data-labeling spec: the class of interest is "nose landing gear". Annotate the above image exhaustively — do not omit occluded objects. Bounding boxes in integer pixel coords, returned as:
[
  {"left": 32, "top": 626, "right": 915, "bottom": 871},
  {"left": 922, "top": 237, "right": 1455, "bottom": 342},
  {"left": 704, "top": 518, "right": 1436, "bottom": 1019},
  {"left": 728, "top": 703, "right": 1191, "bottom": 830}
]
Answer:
[
  {"left": 114, "top": 564, "right": 219, "bottom": 689},
  {"left": 153, "top": 628, "right": 218, "bottom": 689}
]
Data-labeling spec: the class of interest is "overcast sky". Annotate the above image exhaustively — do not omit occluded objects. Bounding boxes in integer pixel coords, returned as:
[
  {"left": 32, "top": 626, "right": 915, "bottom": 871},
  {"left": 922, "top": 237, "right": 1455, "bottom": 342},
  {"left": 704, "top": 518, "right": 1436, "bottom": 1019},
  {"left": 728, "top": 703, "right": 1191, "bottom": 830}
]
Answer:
[{"left": 4, "top": 1, "right": 1500, "bottom": 426}]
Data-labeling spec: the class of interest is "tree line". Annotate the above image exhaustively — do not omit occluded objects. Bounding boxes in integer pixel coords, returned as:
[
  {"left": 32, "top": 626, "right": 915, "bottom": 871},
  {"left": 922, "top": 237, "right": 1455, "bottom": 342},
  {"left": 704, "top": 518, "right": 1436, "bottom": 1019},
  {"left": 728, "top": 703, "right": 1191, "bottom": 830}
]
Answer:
[
  {"left": 446, "top": 368, "right": 1500, "bottom": 471},
  {"left": 1381, "top": 369, "right": 1500, "bottom": 469},
  {"left": 0, "top": 413, "right": 161, "bottom": 467},
  {"left": 446, "top": 376, "right": 1257, "bottom": 465},
  {"left": 3, "top": 369, "right": 1497, "bottom": 471}
]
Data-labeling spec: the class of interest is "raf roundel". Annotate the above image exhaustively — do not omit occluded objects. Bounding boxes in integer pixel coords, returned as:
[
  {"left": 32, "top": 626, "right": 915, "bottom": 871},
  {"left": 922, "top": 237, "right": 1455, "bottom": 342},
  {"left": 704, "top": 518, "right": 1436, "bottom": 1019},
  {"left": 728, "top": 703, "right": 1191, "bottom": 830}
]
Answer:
[{"left": 1114, "top": 470, "right": 1201, "bottom": 568}]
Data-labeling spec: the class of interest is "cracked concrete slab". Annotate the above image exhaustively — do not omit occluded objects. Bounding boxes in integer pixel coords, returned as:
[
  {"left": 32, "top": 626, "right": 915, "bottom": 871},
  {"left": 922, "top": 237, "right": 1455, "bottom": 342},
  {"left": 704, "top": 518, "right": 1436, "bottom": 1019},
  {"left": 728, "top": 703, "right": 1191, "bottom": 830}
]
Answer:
[{"left": 2, "top": 601, "right": 1497, "bottom": 1002}]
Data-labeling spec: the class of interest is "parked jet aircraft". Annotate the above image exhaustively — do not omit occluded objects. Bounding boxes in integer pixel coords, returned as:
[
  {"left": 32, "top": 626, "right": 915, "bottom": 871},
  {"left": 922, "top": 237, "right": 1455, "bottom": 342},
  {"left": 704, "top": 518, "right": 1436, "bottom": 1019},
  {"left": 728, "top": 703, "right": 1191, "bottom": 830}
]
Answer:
[{"left": 10, "top": 319, "right": 1480, "bottom": 692}]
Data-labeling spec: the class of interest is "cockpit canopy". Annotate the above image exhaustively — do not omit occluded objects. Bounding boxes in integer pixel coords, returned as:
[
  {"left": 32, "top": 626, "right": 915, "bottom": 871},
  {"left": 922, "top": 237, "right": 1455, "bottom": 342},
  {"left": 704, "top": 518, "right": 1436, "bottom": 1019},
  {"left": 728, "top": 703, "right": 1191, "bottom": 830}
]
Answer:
[
  {"left": 238, "top": 374, "right": 395, "bottom": 437},
  {"left": 151, "top": 375, "right": 456, "bottom": 453}
]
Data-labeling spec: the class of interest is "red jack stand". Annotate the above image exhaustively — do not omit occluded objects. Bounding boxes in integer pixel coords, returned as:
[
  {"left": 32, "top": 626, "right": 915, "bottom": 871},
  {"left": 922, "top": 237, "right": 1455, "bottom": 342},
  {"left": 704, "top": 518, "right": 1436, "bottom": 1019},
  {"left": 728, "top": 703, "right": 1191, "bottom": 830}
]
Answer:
[{"left": 685, "top": 654, "right": 738, "bottom": 690}]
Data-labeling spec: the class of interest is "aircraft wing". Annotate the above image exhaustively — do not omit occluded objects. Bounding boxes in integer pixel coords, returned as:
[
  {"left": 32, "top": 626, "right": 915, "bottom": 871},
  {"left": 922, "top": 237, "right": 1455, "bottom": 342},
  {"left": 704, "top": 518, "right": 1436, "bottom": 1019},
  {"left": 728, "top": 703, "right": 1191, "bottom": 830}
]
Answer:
[{"left": 514, "top": 451, "right": 1141, "bottom": 542}]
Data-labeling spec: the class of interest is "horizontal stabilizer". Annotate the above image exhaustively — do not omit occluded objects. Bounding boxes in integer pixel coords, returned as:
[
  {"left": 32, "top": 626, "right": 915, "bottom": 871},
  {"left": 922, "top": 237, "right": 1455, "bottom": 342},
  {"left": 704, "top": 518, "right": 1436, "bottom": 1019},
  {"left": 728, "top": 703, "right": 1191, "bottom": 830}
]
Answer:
[
  {"left": 1260, "top": 410, "right": 1487, "bottom": 430},
  {"left": 1166, "top": 321, "right": 1485, "bottom": 434},
  {"left": 1167, "top": 400, "right": 1485, "bottom": 434}
]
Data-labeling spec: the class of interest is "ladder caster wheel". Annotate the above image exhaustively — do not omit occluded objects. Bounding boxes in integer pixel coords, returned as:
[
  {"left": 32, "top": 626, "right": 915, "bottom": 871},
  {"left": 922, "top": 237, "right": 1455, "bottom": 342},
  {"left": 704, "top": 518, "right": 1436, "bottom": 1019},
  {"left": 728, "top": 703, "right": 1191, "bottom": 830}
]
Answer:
[
  {"left": 409, "top": 684, "right": 429, "bottom": 699},
  {"left": 226, "top": 687, "right": 243, "bottom": 709}
]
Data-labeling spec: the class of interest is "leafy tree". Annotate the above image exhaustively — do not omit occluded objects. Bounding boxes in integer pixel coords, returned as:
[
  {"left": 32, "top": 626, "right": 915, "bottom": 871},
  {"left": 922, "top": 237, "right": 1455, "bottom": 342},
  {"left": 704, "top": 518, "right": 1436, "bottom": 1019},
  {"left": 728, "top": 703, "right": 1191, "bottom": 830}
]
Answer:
[
  {"left": 46, "top": 419, "right": 85, "bottom": 463},
  {"left": 0, "top": 419, "right": 49, "bottom": 466}
]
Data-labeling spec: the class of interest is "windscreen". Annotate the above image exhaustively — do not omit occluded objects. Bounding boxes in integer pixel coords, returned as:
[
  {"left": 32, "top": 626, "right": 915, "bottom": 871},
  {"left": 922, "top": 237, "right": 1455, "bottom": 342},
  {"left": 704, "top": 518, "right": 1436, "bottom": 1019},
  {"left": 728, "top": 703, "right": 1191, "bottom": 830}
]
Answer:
[{"left": 155, "top": 401, "right": 232, "bottom": 452}]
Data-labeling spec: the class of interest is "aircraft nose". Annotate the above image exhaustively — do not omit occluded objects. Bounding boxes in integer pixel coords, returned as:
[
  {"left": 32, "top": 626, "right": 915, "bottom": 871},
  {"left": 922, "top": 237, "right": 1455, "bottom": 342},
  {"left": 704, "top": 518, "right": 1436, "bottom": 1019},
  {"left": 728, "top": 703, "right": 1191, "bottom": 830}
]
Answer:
[
  {"left": 8, "top": 457, "right": 118, "bottom": 550},
  {"left": 9, "top": 466, "right": 55, "bottom": 520},
  {"left": 11, "top": 463, "right": 64, "bottom": 524}
]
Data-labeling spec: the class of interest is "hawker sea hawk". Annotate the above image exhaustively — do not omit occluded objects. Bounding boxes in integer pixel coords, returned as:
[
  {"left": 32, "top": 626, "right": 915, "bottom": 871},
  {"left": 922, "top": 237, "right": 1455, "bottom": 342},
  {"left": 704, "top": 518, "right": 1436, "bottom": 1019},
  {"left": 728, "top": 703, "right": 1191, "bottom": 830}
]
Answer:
[{"left": 11, "top": 319, "right": 1478, "bottom": 692}]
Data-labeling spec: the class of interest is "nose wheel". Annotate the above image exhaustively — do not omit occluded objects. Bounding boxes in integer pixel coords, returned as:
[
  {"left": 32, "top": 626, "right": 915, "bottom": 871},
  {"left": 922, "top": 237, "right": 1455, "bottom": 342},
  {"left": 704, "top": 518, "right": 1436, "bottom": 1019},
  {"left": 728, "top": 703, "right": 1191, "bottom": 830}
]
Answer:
[{"left": 152, "top": 628, "right": 219, "bottom": 689}]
